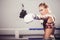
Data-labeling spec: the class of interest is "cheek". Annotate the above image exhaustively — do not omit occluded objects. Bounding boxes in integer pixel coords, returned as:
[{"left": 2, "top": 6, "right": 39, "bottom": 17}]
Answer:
[
  {"left": 40, "top": 11, "right": 46, "bottom": 15},
  {"left": 41, "top": 10, "right": 45, "bottom": 13},
  {"left": 40, "top": 12, "right": 44, "bottom": 15}
]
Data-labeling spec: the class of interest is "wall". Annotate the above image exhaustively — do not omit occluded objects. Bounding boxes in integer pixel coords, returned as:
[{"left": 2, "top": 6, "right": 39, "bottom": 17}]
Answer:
[{"left": 0, "top": 0, "right": 60, "bottom": 34}]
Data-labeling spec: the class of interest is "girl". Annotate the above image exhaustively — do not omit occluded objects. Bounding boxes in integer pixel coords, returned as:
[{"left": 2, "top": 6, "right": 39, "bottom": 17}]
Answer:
[{"left": 38, "top": 3, "right": 55, "bottom": 40}]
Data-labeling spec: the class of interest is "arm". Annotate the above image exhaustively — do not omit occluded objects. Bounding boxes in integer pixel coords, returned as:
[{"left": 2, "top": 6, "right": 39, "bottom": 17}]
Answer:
[
  {"left": 46, "top": 17, "right": 55, "bottom": 28},
  {"left": 47, "top": 16, "right": 55, "bottom": 23},
  {"left": 34, "top": 16, "right": 41, "bottom": 20},
  {"left": 47, "top": 17, "right": 53, "bottom": 23},
  {"left": 34, "top": 15, "right": 43, "bottom": 20}
]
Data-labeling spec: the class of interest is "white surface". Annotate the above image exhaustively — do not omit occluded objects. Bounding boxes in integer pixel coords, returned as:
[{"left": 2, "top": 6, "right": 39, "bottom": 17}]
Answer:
[{"left": 24, "top": 13, "right": 35, "bottom": 23}]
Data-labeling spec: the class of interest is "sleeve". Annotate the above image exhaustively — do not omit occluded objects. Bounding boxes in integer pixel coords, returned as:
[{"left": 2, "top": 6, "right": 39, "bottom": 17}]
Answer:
[{"left": 34, "top": 14, "right": 42, "bottom": 20}]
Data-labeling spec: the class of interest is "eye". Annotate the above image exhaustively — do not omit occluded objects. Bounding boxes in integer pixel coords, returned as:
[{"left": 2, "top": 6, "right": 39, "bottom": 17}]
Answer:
[{"left": 39, "top": 9, "right": 43, "bottom": 12}]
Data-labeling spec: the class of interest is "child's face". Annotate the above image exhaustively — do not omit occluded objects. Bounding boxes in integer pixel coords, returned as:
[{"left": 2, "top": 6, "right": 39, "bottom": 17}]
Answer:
[{"left": 39, "top": 6, "right": 48, "bottom": 15}]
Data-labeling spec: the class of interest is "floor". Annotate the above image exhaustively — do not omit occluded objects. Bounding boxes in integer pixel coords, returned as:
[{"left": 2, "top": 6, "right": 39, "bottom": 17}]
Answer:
[{"left": 0, "top": 35, "right": 60, "bottom": 40}]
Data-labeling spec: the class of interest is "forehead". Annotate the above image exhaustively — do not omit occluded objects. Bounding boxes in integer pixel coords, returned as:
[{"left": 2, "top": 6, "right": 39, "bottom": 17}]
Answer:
[{"left": 39, "top": 6, "right": 45, "bottom": 9}]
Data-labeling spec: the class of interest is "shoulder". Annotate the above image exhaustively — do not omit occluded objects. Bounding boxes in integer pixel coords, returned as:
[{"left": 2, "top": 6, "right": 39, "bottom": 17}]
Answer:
[{"left": 47, "top": 14, "right": 55, "bottom": 21}]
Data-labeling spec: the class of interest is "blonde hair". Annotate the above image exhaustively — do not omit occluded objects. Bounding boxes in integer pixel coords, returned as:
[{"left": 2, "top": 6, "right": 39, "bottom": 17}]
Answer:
[{"left": 39, "top": 3, "right": 48, "bottom": 8}]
